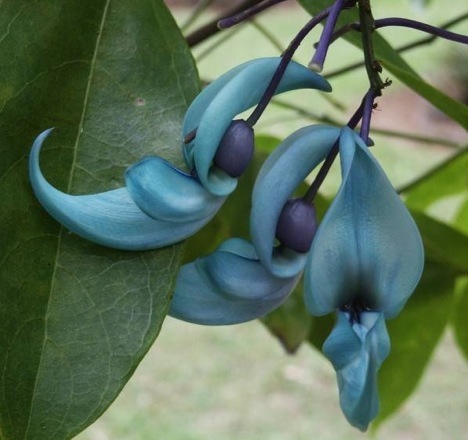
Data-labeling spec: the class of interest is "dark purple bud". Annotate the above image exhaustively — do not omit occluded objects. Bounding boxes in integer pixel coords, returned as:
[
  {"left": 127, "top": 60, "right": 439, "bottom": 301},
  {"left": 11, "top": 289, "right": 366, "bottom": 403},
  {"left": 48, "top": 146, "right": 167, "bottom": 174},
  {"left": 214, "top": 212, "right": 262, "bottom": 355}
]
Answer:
[
  {"left": 213, "top": 119, "right": 254, "bottom": 178},
  {"left": 276, "top": 199, "right": 318, "bottom": 253}
]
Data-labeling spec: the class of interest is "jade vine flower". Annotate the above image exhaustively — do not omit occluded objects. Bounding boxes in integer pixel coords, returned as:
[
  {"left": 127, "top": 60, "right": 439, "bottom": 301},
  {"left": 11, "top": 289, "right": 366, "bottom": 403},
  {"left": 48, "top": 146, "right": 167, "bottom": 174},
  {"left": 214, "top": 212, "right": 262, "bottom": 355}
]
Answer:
[
  {"left": 304, "top": 127, "right": 424, "bottom": 430},
  {"left": 169, "top": 238, "right": 300, "bottom": 325},
  {"left": 29, "top": 57, "right": 330, "bottom": 250},
  {"left": 151, "top": 122, "right": 424, "bottom": 429},
  {"left": 29, "top": 129, "right": 226, "bottom": 250},
  {"left": 182, "top": 57, "right": 331, "bottom": 196},
  {"left": 169, "top": 125, "right": 341, "bottom": 325},
  {"left": 250, "top": 124, "right": 341, "bottom": 277}
]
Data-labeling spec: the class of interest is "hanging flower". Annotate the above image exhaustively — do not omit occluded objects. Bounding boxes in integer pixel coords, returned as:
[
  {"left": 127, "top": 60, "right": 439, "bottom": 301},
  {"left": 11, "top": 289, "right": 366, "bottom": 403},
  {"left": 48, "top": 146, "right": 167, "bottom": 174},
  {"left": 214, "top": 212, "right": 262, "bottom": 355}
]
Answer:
[
  {"left": 29, "top": 58, "right": 330, "bottom": 250},
  {"left": 182, "top": 56, "right": 331, "bottom": 196},
  {"left": 250, "top": 124, "right": 341, "bottom": 277},
  {"left": 169, "top": 238, "right": 300, "bottom": 325},
  {"left": 304, "top": 127, "right": 424, "bottom": 430}
]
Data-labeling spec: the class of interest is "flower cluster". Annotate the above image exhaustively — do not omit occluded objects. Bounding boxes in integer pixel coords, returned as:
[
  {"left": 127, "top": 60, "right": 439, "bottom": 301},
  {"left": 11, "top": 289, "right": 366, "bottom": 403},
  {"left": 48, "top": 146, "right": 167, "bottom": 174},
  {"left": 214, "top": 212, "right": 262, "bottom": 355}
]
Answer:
[{"left": 29, "top": 56, "right": 424, "bottom": 430}]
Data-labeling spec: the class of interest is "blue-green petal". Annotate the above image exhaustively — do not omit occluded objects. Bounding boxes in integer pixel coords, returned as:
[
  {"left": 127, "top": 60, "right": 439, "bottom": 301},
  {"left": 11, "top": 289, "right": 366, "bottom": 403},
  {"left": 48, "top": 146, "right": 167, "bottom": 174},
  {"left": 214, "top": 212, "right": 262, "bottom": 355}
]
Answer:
[
  {"left": 169, "top": 238, "right": 300, "bottom": 325},
  {"left": 304, "top": 127, "right": 424, "bottom": 317},
  {"left": 183, "top": 57, "right": 332, "bottom": 196},
  {"left": 29, "top": 129, "right": 221, "bottom": 250},
  {"left": 323, "top": 311, "right": 390, "bottom": 431},
  {"left": 125, "top": 156, "right": 225, "bottom": 222},
  {"left": 250, "top": 125, "right": 340, "bottom": 278}
]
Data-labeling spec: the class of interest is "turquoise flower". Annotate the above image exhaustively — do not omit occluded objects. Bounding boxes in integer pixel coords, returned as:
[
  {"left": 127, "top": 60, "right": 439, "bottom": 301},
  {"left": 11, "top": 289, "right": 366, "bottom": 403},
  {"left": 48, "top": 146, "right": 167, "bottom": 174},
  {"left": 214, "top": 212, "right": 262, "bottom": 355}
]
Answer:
[
  {"left": 182, "top": 57, "right": 331, "bottom": 196},
  {"left": 250, "top": 124, "right": 341, "bottom": 277},
  {"left": 304, "top": 127, "right": 424, "bottom": 430},
  {"left": 169, "top": 238, "right": 300, "bottom": 325},
  {"left": 170, "top": 125, "right": 341, "bottom": 325},
  {"left": 29, "top": 129, "right": 225, "bottom": 250},
  {"left": 29, "top": 57, "right": 330, "bottom": 250}
]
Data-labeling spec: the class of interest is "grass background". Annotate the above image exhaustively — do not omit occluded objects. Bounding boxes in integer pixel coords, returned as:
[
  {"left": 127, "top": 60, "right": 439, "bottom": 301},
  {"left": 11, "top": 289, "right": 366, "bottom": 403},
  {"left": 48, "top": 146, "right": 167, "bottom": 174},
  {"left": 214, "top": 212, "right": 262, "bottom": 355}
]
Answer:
[{"left": 77, "top": 1, "right": 468, "bottom": 439}]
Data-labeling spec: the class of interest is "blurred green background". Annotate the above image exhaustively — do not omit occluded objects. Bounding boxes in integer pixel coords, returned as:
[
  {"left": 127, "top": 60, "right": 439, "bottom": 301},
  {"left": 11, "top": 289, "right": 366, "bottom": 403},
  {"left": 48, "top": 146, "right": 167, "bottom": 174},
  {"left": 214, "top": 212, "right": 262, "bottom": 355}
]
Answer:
[{"left": 77, "top": 1, "right": 468, "bottom": 438}]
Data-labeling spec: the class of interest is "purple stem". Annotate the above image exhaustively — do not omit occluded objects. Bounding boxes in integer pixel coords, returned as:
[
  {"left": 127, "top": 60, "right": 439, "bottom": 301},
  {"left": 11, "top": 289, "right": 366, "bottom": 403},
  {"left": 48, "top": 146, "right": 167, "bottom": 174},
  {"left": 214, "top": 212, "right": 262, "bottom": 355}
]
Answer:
[
  {"left": 218, "top": 0, "right": 288, "bottom": 29},
  {"left": 349, "top": 17, "right": 468, "bottom": 44},
  {"left": 246, "top": 7, "right": 332, "bottom": 126},
  {"left": 302, "top": 97, "right": 366, "bottom": 204},
  {"left": 359, "top": 89, "right": 376, "bottom": 143},
  {"left": 309, "top": 0, "right": 347, "bottom": 72}
]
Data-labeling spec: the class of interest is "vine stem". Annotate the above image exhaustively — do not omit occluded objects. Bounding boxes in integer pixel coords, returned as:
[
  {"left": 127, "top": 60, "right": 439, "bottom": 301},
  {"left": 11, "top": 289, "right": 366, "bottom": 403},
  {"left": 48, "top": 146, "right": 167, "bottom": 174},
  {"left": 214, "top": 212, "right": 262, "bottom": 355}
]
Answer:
[
  {"left": 246, "top": 7, "right": 332, "bottom": 126},
  {"left": 218, "top": 0, "right": 288, "bottom": 29},
  {"left": 325, "top": 13, "right": 468, "bottom": 78},
  {"left": 357, "top": 0, "right": 385, "bottom": 94},
  {"left": 186, "top": 0, "right": 262, "bottom": 47},
  {"left": 302, "top": 94, "right": 368, "bottom": 204}
]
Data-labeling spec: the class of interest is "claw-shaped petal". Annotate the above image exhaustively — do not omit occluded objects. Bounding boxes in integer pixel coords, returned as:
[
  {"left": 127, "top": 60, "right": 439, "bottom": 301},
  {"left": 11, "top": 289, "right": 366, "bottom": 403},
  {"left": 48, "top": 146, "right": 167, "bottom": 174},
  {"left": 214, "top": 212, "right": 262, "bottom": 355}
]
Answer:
[
  {"left": 323, "top": 311, "right": 390, "bottom": 431},
  {"left": 169, "top": 238, "right": 300, "bottom": 325},
  {"left": 29, "top": 129, "right": 224, "bottom": 250},
  {"left": 304, "top": 127, "right": 424, "bottom": 317},
  {"left": 250, "top": 125, "right": 340, "bottom": 278},
  {"left": 183, "top": 57, "right": 332, "bottom": 196},
  {"left": 125, "top": 156, "right": 225, "bottom": 222}
]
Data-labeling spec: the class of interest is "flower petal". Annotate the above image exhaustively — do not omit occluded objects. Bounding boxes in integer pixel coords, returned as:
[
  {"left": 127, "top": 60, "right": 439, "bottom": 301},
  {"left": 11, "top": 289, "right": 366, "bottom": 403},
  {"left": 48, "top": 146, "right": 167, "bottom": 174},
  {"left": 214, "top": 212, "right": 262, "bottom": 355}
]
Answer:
[
  {"left": 323, "top": 311, "right": 390, "bottom": 431},
  {"left": 125, "top": 156, "right": 225, "bottom": 222},
  {"left": 183, "top": 57, "right": 332, "bottom": 196},
  {"left": 29, "top": 129, "right": 221, "bottom": 250},
  {"left": 250, "top": 125, "right": 340, "bottom": 278},
  {"left": 304, "top": 127, "right": 424, "bottom": 317},
  {"left": 169, "top": 238, "right": 300, "bottom": 325}
]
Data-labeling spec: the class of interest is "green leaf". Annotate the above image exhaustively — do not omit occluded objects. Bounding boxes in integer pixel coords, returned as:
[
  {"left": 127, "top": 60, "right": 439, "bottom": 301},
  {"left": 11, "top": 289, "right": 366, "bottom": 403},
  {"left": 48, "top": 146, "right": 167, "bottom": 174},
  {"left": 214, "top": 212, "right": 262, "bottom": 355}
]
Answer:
[
  {"left": 453, "top": 276, "right": 468, "bottom": 361},
  {"left": 380, "top": 61, "right": 468, "bottom": 129},
  {"left": 454, "top": 199, "right": 468, "bottom": 234},
  {"left": 0, "top": 1, "right": 198, "bottom": 439},
  {"left": 262, "top": 283, "right": 312, "bottom": 354},
  {"left": 411, "top": 210, "right": 468, "bottom": 273},
  {"left": 298, "top": 0, "right": 468, "bottom": 128},
  {"left": 403, "top": 148, "right": 468, "bottom": 211},
  {"left": 374, "top": 263, "right": 455, "bottom": 426}
]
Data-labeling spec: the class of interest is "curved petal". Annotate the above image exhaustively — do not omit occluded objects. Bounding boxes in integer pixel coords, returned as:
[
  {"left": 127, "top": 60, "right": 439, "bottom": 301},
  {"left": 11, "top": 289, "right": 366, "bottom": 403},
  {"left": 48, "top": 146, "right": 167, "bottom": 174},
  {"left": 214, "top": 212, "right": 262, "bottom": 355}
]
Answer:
[
  {"left": 183, "top": 57, "right": 332, "bottom": 196},
  {"left": 323, "top": 311, "right": 390, "bottom": 431},
  {"left": 169, "top": 238, "right": 300, "bottom": 325},
  {"left": 304, "top": 127, "right": 424, "bottom": 317},
  {"left": 250, "top": 125, "right": 340, "bottom": 278},
  {"left": 125, "top": 156, "right": 225, "bottom": 222},
  {"left": 29, "top": 130, "right": 220, "bottom": 250}
]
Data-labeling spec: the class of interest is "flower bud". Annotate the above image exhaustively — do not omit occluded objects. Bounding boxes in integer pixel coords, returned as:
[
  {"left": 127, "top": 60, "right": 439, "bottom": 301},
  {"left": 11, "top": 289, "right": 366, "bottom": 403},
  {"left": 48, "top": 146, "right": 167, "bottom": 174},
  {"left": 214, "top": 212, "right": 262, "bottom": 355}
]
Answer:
[
  {"left": 213, "top": 119, "right": 254, "bottom": 177},
  {"left": 275, "top": 198, "right": 317, "bottom": 253}
]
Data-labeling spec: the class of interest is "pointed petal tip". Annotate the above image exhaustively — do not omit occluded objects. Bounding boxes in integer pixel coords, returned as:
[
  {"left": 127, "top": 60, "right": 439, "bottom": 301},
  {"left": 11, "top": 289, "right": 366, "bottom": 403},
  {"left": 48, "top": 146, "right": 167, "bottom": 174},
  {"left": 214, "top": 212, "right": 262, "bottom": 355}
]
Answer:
[
  {"left": 29, "top": 130, "right": 220, "bottom": 251},
  {"left": 183, "top": 58, "right": 332, "bottom": 195}
]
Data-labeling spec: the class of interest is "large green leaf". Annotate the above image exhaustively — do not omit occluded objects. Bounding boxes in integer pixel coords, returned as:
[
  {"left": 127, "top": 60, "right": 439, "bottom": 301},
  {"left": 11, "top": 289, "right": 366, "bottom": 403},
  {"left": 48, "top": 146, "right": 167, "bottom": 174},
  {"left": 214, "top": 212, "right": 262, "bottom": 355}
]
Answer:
[
  {"left": 262, "top": 283, "right": 312, "bottom": 354},
  {"left": 411, "top": 210, "right": 468, "bottom": 273},
  {"left": 298, "top": 0, "right": 468, "bottom": 128},
  {"left": 403, "top": 148, "right": 468, "bottom": 211},
  {"left": 375, "top": 263, "right": 455, "bottom": 426},
  {"left": 0, "top": 1, "right": 198, "bottom": 439},
  {"left": 453, "top": 276, "right": 468, "bottom": 361}
]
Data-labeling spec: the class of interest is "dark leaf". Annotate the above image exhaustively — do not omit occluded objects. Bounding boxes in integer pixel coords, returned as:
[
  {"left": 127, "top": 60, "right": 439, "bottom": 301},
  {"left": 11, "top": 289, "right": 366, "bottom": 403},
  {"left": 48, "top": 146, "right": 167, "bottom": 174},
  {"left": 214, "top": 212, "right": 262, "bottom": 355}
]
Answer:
[
  {"left": 0, "top": 1, "right": 198, "bottom": 439},
  {"left": 403, "top": 148, "right": 468, "bottom": 212},
  {"left": 375, "top": 263, "right": 455, "bottom": 426},
  {"left": 452, "top": 276, "right": 468, "bottom": 361},
  {"left": 411, "top": 210, "right": 468, "bottom": 273},
  {"left": 262, "top": 282, "right": 312, "bottom": 354}
]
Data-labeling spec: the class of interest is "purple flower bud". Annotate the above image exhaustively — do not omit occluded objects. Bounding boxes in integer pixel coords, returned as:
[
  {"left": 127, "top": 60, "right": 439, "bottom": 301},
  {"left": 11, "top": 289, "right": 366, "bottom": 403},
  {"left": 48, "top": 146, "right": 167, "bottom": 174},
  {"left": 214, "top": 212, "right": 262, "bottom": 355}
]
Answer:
[
  {"left": 275, "top": 198, "right": 318, "bottom": 253},
  {"left": 213, "top": 119, "right": 254, "bottom": 177}
]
